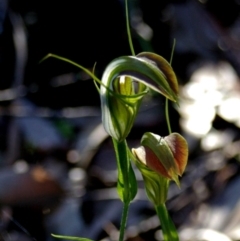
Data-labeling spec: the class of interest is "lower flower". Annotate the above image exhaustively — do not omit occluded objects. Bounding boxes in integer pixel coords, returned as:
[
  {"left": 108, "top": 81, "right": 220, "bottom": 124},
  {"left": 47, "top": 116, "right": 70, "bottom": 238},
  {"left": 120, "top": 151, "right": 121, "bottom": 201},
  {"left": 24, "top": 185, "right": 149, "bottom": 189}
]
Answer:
[{"left": 131, "top": 132, "right": 188, "bottom": 205}]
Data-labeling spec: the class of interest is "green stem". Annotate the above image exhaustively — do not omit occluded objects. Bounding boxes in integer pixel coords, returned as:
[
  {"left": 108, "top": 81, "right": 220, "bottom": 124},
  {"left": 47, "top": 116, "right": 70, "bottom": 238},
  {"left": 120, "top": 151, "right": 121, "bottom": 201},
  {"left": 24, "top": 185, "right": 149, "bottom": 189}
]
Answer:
[
  {"left": 112, "top": 138, "right": 130, "bottom": 200},
  {"left": 125, "top": 0, "right": 135, "bottom": 56},
  {"left": 169, "top": 39, "right": 176, "bottom": 66},
  {"left": 119, "top": 201, "right": 130, "bottom": 241},
  {"left": 165, "top": 39, "right": 176, "bottom": 135},
  {"left": 155, "top": 204, "right": 179, "bottom": 241},
  {"left": 112, "top": 138, "right": 137, "bottom": 241},
  {"left": 165, "top": 98, "right": 172, "bottom": 134}
]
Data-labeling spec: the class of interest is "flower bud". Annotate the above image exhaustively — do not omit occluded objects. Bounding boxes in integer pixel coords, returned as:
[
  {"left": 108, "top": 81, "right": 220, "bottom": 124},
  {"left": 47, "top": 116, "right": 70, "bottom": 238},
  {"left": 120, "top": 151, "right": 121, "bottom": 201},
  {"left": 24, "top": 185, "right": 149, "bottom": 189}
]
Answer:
[
  {"left": 132, "top": 132, "right": 188, "bottom": 185},
  {"left": 132, "top": 132, "right": 188, "bottom": 205}
]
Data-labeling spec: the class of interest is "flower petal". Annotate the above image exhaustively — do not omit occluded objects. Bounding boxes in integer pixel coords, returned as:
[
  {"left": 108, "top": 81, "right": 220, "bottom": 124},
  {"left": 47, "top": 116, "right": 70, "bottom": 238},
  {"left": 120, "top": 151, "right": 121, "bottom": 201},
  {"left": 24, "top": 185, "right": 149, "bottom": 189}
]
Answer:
[
  {"left": 132, "top": 146, "right": 172, "bottom": 179},
  {"left": 140, "top": 132, "right": 179, "bottom": 178},
  {"left": 164, "top": 133, "right": 188, "bottom": 176},
  {"left": 137, "top": 52, "right": 178, "bottom": 98}
]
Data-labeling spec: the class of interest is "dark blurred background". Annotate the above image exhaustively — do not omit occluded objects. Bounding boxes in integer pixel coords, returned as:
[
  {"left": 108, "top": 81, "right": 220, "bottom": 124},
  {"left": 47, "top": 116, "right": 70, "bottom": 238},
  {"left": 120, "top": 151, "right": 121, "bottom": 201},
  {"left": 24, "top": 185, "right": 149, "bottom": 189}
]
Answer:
[{"left": 0, "top": 0, "right": 240, "bottom": 240}]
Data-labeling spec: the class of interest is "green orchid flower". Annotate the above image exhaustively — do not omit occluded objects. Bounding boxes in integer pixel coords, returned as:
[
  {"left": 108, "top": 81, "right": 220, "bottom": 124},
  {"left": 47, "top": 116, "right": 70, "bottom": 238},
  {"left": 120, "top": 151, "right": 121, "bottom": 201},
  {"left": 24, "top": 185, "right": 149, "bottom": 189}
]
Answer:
[
  {"left": 100, "top": 52, "right": 178, "bottom": 141},
  {"left": 132, "top": 132, "right": 188, "bottom": 205}
]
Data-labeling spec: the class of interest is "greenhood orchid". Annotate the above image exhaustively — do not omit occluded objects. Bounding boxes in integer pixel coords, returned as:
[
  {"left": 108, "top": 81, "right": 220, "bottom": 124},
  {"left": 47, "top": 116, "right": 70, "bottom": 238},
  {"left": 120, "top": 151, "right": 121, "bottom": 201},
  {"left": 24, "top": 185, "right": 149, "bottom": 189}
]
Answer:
[
  {"left": 100, "top": 52, "right": 179, "bottom": 141},
  {"left": 132, "top": 132, "right": 188, "bottom": 186}
]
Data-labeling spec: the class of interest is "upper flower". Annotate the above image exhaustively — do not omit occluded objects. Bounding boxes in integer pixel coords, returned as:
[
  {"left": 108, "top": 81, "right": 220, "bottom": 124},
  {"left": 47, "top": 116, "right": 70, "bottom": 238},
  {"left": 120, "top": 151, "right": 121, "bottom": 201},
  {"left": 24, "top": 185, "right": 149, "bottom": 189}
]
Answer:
[{"left": 100, "top": 52, "right": 179, "bottom": 141}]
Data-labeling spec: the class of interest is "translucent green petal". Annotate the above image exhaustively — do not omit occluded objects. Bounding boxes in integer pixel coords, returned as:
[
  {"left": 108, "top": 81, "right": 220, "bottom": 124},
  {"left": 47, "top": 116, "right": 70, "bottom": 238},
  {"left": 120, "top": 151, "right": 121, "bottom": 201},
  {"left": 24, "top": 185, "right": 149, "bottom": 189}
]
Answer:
[{"left": 101, "top": 53, "right": 178, "bottom": 141}]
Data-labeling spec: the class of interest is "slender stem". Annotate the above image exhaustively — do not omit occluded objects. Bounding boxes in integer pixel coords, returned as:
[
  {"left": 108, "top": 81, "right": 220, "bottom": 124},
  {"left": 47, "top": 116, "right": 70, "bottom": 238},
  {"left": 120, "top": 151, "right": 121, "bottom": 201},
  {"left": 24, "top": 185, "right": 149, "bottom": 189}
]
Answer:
[
  {"left": 112, "top": 138, "right": 130, "bottom": 199},
  {"left": 165, "top": 99, "right": 171, "bottom": 134},
  {"left": 112, "top": 138, "right": 136, "bottom": 241},
  {"left": 155, "top": 204, "right": 179, "bottom": 241},
  {"left": 125, "top": 0, "right": 135, "bottom": 56},
  {"left": 165, "top": 39, "right": 176, "bottom": 135},
  {"left": 169, "top": 39, "right": 176, "bottom": 65},
  {"left": 119, "top": 201, "right": 130, "bottom": 241}
]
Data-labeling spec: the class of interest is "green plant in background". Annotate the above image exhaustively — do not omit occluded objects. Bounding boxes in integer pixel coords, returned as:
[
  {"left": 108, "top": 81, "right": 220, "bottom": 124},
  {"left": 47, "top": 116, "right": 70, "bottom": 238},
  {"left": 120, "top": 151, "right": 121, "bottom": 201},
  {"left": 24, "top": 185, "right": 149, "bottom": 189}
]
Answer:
[{"left": 42, "top": 0, "right": 188, "bottom": 240}]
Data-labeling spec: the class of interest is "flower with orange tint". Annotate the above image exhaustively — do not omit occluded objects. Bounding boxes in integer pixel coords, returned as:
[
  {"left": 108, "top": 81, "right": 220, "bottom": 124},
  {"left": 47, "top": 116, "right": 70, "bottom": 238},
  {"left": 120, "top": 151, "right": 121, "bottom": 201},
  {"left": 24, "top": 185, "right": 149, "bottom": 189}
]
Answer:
[
  {"left": 132, "top": 132, "right": 188, "bottom": 205},
  {"left": 132, "top": 132, "right": 188, "bottom": 186}
]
